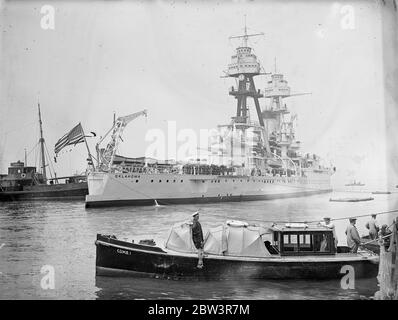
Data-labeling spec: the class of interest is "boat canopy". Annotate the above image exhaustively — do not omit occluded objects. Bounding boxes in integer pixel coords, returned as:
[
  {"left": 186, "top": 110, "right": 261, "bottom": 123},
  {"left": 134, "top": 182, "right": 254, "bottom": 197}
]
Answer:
[
  {"left": 164, "top": 220, "right": 271, "bottom": 257},
  {"left": 164, "top": 222, "right": 197, "bottom": 253}
]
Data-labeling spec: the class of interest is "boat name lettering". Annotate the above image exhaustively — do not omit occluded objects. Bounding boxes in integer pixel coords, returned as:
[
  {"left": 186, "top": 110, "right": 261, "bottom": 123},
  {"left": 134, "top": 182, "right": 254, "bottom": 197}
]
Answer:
[
  {"left": 114, "top": 175, "right": 140, "bottom": 179},
  {"left": 116, "top": 249, "right": 131, "bottom": 255}
]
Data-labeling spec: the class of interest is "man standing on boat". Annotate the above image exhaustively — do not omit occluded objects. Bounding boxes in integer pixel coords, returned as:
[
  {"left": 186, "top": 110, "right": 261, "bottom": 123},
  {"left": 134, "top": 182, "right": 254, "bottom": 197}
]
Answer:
[
  {"left": 345, "top": 218, "right": 362, "bottom": 253},
  {"left": 191, "top": 211, "right": 204, "bottom": 269},
  {"left": 365, "top": 214, "right": 379, "bottom": 240},
  {"left": 319, "top": 217, "right": 338, "bottom": 248}
]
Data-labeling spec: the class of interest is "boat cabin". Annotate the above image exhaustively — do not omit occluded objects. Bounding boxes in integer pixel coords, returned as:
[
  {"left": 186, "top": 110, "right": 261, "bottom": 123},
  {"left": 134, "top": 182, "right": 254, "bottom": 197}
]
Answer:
[
  {"left": 0, "top": 161, "right": 45, "bottom": 189},
  {"left": 164, "top": 220, "right": 336, "bottom": 258},
  {"left": 268, "top": 224, "right": 336, "bottom": 256}
]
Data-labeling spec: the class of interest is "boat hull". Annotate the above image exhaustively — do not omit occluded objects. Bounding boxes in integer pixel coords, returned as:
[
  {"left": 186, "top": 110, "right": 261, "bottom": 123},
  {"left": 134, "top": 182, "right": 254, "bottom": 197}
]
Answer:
[
  {"left": 0, "top": 182, "right": 88, "bottom": 201},
  {"left": 95, "top": 236, "right": 379, "bottom": 280},
  {"left": 87, "top": 189, "right": 331, "bottom": 208},
  {"left": 86, "top": 172, "right": 332, "bottom": 208}
]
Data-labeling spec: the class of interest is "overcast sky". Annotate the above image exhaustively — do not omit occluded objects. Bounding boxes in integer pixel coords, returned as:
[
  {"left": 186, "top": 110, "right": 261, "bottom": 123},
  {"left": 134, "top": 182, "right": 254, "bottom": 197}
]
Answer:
[{"left": 0, "top": 0, "right": 396, "bottom": 188}]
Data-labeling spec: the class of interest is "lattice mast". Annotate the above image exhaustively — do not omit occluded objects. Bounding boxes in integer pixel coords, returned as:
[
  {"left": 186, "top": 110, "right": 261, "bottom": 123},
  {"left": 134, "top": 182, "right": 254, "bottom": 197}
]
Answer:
[
  {"left": 227, "top": 20, "right": 270, "bottom": 154},
  {"left": 262, "top": 59, "right": 310, "bottom": 158}
]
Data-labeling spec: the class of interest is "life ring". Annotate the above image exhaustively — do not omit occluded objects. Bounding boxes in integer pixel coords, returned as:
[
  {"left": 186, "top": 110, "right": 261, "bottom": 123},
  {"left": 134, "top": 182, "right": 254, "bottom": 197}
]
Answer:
[{"left": 21, "top": 173, "right": 26, "bottom": 178}]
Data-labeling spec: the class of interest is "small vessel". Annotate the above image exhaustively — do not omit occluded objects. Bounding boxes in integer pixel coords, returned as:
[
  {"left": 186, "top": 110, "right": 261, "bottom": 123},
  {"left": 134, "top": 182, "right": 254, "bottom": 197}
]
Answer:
[
  {"left": 329, "top": 197, "right": 374, "bottom": 202},
  {"left": 371, "top": 191, "right": 391, "bottom": 195},
  {"left": 0, "top": 104, "right": 88, "bottom": 201},
  {"left": 345, "top": 180, "right": 365, "bottom": 186},
  {"left": 95, "top": 220, "right": 378, "bottom": 280}
]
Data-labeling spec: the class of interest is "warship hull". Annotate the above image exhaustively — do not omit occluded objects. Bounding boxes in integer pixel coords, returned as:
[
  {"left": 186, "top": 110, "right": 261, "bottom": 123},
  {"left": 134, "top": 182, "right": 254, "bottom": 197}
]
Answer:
[{"left": 85, "top": 171, "right": 332, "bottom": 208}]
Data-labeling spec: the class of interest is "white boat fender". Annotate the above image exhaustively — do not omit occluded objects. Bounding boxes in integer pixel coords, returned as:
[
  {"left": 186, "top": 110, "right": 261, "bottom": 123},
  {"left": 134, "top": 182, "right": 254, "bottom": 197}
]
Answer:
[
  {"left": 285, "top": 223, "right": 309, "bottom": 229},
  {"left": 227, "top": 220, "right": 249, "bottom": 227}
]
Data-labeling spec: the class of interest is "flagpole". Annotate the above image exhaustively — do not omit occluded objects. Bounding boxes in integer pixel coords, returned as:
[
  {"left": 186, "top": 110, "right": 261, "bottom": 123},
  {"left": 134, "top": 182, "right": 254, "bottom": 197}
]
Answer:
[{"left": 80, "top": 123, "right": 95, "bottom": 170}]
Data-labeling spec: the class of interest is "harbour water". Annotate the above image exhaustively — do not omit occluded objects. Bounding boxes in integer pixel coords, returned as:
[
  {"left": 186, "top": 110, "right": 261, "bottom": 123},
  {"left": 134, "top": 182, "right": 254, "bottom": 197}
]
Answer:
[{"left": 1, "top": 191, "right": 397, "bottom": 300}]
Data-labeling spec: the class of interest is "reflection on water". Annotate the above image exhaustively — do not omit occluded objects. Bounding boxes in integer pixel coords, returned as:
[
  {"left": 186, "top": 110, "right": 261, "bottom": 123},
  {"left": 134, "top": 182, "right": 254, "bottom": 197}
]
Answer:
[
  {"left": 94, "top": 276, "right": 379, "bottom": 300},
  {"left": 0, "top": 192, "right": 397, "bottom": 299}
]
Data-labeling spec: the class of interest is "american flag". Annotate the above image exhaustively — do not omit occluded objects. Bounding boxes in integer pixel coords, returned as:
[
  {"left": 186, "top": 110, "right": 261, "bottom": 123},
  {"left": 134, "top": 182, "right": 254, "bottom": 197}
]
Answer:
[{"left": 54, "top": 123, "right": 85, "bottom": 155}]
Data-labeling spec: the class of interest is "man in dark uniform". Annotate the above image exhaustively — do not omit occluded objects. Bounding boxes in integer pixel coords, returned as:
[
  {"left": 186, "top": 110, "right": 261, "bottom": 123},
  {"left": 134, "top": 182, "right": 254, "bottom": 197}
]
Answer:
[{"left": 191, "top": 211, "right": 204, "bottom": 268}]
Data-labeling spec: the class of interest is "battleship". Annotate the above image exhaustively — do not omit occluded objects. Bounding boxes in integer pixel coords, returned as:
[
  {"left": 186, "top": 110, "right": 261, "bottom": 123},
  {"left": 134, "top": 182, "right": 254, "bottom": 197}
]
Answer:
[
  {"left": 85, "top": 27, "right": 334, "bottom": 208},
  {"left": 0, "top": 104, "right": 88, "bottom": 201}
]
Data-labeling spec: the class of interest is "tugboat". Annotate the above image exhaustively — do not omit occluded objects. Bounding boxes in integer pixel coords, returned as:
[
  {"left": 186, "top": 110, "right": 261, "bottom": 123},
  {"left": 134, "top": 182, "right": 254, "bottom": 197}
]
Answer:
[
  {"left": 85, "top": 24, "right": 334, "bottom": 208},
  {"left": 95, "top": 220, "right": 378, "bottom": 280},
  {"left": 0, "top": 104, "right": 88, "bottom": 201}
]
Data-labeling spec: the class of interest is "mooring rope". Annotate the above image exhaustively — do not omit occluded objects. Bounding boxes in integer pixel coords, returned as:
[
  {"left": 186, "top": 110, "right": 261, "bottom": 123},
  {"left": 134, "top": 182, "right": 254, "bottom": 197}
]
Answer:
[
  {"left": 361, "top": 233, "right": 393, "bottom": 246},
  {"left": 303, "top": 209, "right": 398, "bottom": 224}
]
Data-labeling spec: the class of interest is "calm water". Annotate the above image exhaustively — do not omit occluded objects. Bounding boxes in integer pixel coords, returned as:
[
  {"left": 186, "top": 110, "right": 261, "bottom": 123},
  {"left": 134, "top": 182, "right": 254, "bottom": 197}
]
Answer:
[{"left": 1, "top": 191, "right": 397, "bottom": 300}]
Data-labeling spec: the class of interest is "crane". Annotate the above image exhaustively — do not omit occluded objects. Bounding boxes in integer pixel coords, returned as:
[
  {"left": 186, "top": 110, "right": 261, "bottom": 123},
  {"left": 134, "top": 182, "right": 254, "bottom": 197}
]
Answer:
[{"left": 96, "top": 109, "right": 148, "bottom": 172}]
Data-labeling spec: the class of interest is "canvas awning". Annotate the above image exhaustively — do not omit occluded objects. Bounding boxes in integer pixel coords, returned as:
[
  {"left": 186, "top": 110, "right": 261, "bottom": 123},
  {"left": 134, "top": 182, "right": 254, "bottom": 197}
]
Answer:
[{"left": 165, "top": 219, "right": 271, "bottom": 258}]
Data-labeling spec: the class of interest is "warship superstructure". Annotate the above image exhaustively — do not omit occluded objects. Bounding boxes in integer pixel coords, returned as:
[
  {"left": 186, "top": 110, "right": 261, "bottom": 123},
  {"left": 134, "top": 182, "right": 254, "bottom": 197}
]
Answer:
[{"left": 85, "top": 27, "right": 334, "bottom": 208}]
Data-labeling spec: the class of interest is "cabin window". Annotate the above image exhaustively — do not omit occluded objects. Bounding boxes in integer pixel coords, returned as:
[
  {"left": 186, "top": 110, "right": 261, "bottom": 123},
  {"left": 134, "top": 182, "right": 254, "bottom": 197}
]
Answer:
[
  {"left": 281, "top": 232, "right": 333, "bottom": 254},
  {"left": 283, "top": 234, "right": 299, "bottom": 252}
]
